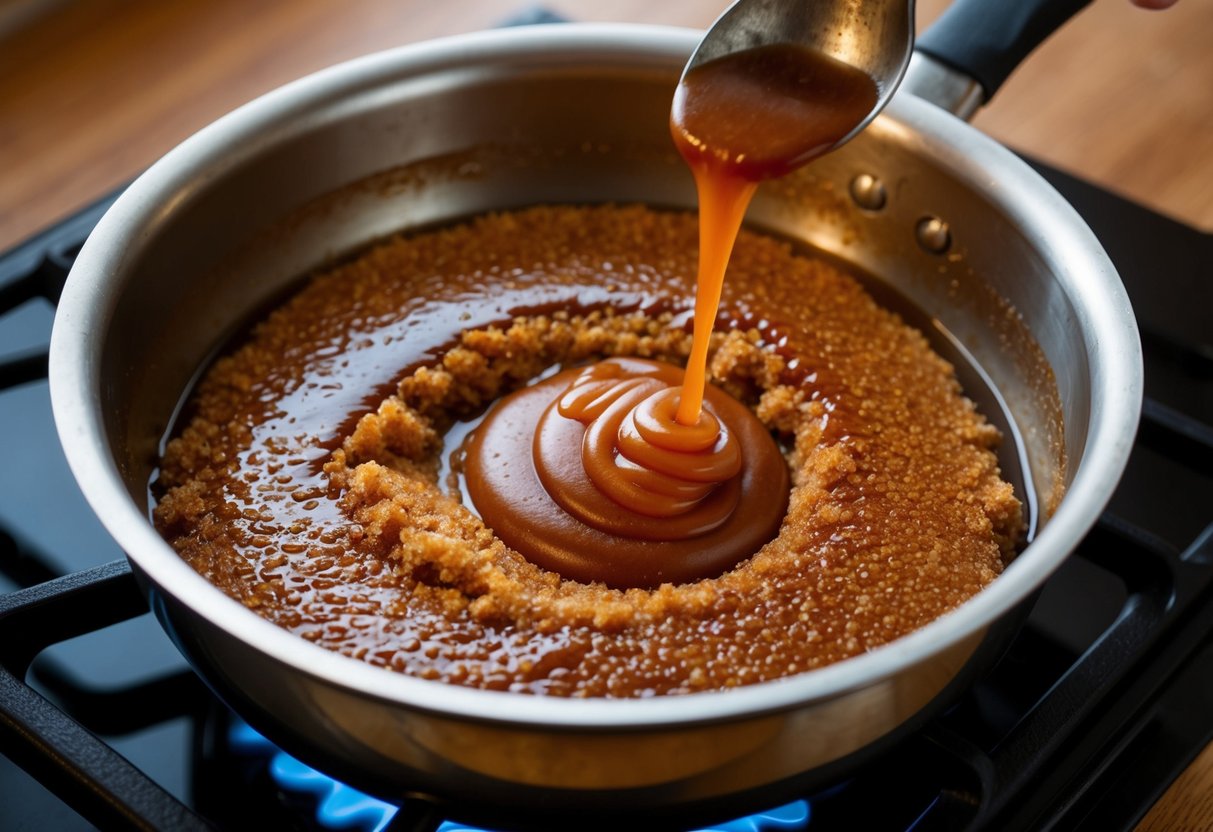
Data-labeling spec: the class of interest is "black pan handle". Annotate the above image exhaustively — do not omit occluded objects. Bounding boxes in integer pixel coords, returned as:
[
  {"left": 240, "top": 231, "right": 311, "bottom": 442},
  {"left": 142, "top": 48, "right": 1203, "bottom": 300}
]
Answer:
[{"left": 916, "top": 0, "right": 1094, "bottom": 103}]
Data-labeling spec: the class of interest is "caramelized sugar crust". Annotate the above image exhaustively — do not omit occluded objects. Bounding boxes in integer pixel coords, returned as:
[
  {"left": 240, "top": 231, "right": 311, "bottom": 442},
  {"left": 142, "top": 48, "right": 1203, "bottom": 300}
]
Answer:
[{"left": 154, "top": 205, "right": 1021, "bottom": 698}]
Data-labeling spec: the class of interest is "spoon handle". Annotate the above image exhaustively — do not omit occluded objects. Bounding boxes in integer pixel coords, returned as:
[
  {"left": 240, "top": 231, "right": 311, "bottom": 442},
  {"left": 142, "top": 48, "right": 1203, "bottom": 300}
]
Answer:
[{"left": 917, "top": 0, "right": 1093, "bottom": 104}]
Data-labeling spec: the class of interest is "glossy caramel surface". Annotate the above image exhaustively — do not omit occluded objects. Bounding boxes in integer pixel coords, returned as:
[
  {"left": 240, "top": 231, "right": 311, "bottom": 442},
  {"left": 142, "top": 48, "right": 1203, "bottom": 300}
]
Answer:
[{"left": 465, "top": 358, "right": 788, "bottom": 587}]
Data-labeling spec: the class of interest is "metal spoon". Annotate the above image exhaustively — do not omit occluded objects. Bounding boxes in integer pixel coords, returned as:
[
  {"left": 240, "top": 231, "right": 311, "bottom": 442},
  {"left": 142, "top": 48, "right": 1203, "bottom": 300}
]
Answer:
[{"left": 682, "top": 0, "right": 916, "bottom": 153}]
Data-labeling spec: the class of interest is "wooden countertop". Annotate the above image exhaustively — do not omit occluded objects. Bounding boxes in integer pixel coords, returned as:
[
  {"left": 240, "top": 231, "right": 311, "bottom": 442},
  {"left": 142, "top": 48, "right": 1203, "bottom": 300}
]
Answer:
[
  {"left": 1, "top": 0, "right": 1210, "bottom": 827},
  {"left": 1, "top": 0, "right": 1210, "bottom": 248}
]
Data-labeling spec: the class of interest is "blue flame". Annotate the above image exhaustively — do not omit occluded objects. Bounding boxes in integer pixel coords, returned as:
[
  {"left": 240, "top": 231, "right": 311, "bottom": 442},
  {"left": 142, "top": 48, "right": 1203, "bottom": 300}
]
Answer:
[{"left": 229, "top": 718, "right": 809, "bottom": 831}]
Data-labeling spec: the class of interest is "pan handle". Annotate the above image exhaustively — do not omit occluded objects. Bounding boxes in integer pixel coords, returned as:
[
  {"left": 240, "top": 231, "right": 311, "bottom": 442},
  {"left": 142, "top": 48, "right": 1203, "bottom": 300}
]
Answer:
[{"left": 903, "top": 0, "right": 1094, "bottom": 120}]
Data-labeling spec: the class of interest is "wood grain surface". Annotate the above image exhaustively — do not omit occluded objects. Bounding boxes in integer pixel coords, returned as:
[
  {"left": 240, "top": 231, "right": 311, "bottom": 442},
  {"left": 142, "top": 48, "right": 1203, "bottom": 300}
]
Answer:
[
  {"left": 1139, "top": 741, "right": 1213, "bottom": 832},
  {"left": 1, "top": 0, "right": 1210, "bottom": 249},
  {"left": 1, "top": 0, "right": 1211, "bottom": 827}
]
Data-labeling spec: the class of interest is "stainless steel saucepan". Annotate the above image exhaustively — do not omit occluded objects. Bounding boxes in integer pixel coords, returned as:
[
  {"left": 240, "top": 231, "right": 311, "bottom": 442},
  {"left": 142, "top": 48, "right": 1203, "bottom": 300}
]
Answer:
[{"left": 49, "top": 1, "right": 1141, "bottom": 826}]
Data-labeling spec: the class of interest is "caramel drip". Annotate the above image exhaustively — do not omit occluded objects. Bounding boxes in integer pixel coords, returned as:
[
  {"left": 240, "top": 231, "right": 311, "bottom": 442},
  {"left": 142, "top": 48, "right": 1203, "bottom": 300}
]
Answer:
[
  {"left": 538, "top": 359, "right": 741, "bottom": 538},
  {"left": 675, "top": 171, "right": 756, "bottom": 426},
  {"left": 670, "top": 44, "right": 879, "bottom": 425}
]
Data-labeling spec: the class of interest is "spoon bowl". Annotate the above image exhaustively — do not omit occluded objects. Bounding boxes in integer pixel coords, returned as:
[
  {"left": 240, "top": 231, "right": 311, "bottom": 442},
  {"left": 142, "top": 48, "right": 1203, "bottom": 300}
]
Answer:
[{"left": 683, "top": 0, "right": 916, "bottom": 153}]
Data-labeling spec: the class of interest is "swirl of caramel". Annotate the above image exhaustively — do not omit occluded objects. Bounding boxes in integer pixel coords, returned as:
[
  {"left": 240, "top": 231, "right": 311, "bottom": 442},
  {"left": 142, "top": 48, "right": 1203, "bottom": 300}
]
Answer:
[
  {"left": 464, "top": 357, "right": 789, "bottom": 588},
  {"left": 539, "top": 360, "right": 741, "bottom": 537}
]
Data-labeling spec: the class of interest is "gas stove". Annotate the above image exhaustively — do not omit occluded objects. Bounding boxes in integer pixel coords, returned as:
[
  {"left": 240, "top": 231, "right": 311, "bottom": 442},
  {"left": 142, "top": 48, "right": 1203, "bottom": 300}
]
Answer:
[{"left": 1, "top": 97, "right": 1211, "bottom": 832}]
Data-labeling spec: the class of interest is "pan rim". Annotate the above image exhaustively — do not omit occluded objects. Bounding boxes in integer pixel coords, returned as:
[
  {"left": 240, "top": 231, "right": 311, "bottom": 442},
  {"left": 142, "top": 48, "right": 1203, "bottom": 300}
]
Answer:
[{"left": 49, "top": 23, "right": 1142, "bottom": 730}]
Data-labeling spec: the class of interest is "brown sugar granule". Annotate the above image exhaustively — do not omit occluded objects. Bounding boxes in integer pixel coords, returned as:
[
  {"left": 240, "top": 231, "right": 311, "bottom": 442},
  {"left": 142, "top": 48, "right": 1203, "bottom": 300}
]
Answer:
[{"left": 154, "top": 204, "right": 1021, "bottom": 698}]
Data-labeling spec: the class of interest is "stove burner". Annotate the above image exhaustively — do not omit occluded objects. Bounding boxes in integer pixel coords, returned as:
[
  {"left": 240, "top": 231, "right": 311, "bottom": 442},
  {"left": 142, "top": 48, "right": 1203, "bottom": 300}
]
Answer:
[
  {"left": 227, "top": 717, "right": 810, "bottom": 832},
  {"left": 228, "top": 720, "right": 398, "bottom": 832}
]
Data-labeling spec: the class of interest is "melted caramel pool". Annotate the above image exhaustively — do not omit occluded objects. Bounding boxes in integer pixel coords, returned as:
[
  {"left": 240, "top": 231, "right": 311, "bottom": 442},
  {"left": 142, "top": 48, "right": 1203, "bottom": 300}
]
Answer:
[{"left": 153, "top": 205, "right": 1022, "bottom": 698}]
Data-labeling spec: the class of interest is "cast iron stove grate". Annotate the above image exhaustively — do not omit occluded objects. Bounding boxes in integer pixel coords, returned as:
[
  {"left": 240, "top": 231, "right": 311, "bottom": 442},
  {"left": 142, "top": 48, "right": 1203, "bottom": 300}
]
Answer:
[{"left": 1, "top": 155, "right": 1211, "bottom": 830}]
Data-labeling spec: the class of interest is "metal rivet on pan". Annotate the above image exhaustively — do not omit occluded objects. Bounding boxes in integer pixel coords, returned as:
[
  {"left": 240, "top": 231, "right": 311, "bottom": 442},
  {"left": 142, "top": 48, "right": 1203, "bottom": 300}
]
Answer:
[
  {"left": 849, "top": 173, "right": 887, "bottom": 211},
  {"left": 916, "top": 216, "right": 951, "bottom": 254}
]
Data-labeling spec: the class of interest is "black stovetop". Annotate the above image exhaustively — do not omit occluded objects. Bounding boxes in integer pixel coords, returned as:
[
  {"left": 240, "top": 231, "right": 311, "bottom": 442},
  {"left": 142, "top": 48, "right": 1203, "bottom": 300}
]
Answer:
[{"left": 1, "top": 143, "right": 1211, "bottom": 830}]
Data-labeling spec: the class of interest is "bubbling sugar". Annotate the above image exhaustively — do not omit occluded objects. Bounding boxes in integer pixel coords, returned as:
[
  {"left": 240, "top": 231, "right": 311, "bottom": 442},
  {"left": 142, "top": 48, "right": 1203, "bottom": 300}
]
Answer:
[{"left": 153, "top": 205, "right": 1021, "bottom": 698}]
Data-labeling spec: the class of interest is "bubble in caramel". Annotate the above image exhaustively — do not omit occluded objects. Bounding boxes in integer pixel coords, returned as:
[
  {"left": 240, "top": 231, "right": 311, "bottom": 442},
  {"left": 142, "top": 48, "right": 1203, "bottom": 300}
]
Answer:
[{"left": 464, "top": 357, "right": 788, "bottom": 588}]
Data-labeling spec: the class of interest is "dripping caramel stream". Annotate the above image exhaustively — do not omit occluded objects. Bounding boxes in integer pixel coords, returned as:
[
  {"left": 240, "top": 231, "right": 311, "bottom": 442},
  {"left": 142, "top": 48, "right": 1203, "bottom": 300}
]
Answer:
[{"left": 670, "top": 43, "right": 878, "bottom": 424}]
